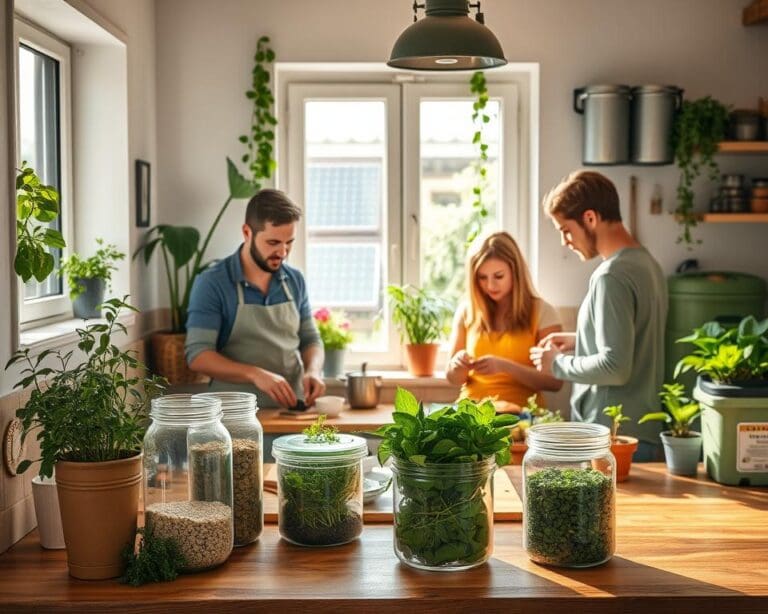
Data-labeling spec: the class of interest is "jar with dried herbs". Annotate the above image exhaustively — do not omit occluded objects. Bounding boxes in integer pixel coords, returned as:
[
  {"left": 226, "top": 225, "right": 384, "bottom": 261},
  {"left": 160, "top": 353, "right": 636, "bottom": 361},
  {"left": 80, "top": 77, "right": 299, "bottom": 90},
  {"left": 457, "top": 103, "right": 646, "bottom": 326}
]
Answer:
[
  {"left": 195, "top": 391, "right": 263, "bottom": 546},
  {"left": 142, "top": 395, "right": 234, "bottom": 571},
  {"left": 523, "top": 423, "right": 615, "bottom": 568}
]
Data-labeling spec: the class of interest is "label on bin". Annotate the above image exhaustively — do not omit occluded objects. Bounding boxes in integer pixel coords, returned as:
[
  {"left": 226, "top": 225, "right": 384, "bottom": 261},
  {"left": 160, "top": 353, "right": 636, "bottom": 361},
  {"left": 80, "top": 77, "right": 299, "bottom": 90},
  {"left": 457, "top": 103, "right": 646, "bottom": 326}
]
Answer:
[{"left": 737, "top": 423, "right": 768, "bottom": 473}]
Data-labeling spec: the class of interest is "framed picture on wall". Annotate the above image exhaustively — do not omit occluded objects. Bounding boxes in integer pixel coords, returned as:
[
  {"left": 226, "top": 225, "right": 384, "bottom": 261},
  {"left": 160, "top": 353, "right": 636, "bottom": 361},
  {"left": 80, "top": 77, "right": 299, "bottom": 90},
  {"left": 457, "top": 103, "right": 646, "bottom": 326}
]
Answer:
[{"left": 135, "top": 159, "right": 151, "bottom": 227}]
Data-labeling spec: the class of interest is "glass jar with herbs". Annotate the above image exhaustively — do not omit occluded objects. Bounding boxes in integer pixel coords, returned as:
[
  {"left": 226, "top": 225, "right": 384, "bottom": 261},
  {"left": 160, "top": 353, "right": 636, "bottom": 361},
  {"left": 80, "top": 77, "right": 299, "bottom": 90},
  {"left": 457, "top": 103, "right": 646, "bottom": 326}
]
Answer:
[
  {"left": 195, "top": 391, "right": 263, "bottom": 547},
  {"left": 272, "top": 418, "right": 367, "bottom": 547},
  {"left": 142, "top": 395, "right": 234, "bottom": 571},
  {"left": 523, "top": 423, "right": 616, "bottom": 568}
]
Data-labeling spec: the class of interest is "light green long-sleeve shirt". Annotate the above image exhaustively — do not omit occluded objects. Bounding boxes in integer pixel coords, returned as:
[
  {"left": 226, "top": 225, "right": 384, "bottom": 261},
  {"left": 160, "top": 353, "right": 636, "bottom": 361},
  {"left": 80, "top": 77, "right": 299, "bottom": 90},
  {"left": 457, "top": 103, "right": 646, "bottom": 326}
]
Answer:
[{"left": 552, "top": 247, "right": 668, "bottom": 444}]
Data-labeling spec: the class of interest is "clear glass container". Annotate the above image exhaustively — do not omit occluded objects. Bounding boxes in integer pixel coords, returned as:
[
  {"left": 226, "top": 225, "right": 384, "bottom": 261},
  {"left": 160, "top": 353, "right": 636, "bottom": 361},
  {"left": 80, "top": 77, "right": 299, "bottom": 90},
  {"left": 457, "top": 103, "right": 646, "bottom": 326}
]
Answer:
[
  {"left": 142, "top": 394, "right": 234, "bottom": 571},
  {"left": 391, "top": 457, "right": 496, "bottom": 571},
  {"left": 195, "top": 391, "right": 263, "bottom": 547},
  {"left": 523, "top": 423, "right": 616, "bottom": 568},
  {"left": 272, "top": 433, "right": 367, "bottom": 547}
]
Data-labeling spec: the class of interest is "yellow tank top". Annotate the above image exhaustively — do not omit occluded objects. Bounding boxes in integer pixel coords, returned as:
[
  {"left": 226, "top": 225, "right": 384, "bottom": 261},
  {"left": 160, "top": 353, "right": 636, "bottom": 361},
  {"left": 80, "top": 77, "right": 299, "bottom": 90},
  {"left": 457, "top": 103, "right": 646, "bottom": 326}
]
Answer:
[{"left": 461, "top": 308, "right": 543, "bottom": 409}]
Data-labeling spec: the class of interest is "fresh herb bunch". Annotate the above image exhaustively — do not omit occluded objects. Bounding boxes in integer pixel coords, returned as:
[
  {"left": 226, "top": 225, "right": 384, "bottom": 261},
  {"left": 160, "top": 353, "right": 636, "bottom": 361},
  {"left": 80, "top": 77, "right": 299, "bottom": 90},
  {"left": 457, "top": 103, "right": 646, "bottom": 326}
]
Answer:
[
  {"left": 313, "top": 308, "right": 353, "bottom": 350},
  {"left": 386, "top": 284, "right": 453, "bottom": 345},
  {"left": 374, "top": 388, "right": 517, "bottom": 568},
  {"left": 59, "top": 238, "right": 125, "bottom": 299},
  {"left": 602, "top": 404, "right": 630, "bottom": 442},
  {"left": 121, "top": 527, "right": 186, "bottom": 587},
  {"left": 14, "top": 162, "right": 66, "bottom": 283},
  {"left": 302, "top": 414, "right": 339, "bottom": 443},
  {"left": 674, "top": 316, "right": 768, "bottom": 384},
  {"left": 7, "top": 297, "right": 166, "bottom": 477},
  {"left": 524, "top": 394, "right": 564, "bottom": 425},
  {"left": 525, "top": 467, "right": 614, "bottom": 567},
  {"left": 467, "top": 70, "right": 491, "bottom": 245},
  {"left": 639, "top": 383, "right": 701, "bottom": 438},
  {"left": 672, "top": 96, "right": 730, "bottom": 246}
]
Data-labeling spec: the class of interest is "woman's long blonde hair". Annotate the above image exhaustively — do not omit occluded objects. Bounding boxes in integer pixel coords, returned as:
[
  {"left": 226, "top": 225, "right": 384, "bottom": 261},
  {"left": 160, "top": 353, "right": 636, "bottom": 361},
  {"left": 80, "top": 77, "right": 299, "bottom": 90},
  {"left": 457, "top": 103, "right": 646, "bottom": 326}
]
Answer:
[{"left": 465, "top": 231, "right": 537, "bottom": 334}]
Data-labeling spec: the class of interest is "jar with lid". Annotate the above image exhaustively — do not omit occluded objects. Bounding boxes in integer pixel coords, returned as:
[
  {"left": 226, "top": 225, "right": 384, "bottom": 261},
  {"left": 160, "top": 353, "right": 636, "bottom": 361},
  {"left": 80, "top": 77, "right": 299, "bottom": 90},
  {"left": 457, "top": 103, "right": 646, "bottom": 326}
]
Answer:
[
  {"left": 523, "top": 423, "right": 615, "bottom": 568},
  {"left": 195, "top": 391, "right": 263, "bottom": 546},
  {"left": 272, "top": 431, "right": 367, "bottom": 546},
  {"left": 142, "top": 394, "right": 234, "bottom": 571}
]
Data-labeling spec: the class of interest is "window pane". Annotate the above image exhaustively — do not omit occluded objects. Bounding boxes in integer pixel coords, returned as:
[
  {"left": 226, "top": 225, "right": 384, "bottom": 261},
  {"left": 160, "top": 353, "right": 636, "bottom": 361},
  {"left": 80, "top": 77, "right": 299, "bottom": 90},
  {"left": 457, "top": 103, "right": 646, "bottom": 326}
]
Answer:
[
  {"left": 304, "top": 100, "right": 388, "bottom": 351},
  {"left": 19, "top": 44, "right": 63, "bottom": 300},
  {"left": 419, "top": 100, "right": 501, "bottom": 308}
]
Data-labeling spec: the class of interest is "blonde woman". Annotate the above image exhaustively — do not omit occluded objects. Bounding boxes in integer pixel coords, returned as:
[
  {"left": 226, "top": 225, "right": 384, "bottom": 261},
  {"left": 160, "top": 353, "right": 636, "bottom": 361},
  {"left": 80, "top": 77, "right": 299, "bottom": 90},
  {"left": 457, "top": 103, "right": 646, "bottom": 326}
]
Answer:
[{"left": 446, "top": 232, "right": 563, "bottom": 411}]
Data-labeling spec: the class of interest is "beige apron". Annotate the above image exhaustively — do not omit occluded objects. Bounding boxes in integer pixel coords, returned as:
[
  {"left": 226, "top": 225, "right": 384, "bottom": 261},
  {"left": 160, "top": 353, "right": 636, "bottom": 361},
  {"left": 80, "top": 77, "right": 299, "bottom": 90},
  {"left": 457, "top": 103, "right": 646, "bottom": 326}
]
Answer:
[{"left": 208, "top": 278, "right": 304, "bottom": 408}]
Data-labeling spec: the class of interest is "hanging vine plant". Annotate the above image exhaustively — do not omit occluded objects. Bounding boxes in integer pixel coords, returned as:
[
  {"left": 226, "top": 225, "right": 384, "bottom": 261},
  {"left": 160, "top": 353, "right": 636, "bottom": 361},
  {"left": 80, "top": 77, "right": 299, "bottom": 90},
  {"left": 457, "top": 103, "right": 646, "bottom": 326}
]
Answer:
[
  {"left": 467, "top": 70, "right": 491, "bottom": 245},
  {"left": 672, "top": 96, "right": 730, "bottom": 247},
  {"left": 239, "top": 35, "right": 277, "bottom": 187}
]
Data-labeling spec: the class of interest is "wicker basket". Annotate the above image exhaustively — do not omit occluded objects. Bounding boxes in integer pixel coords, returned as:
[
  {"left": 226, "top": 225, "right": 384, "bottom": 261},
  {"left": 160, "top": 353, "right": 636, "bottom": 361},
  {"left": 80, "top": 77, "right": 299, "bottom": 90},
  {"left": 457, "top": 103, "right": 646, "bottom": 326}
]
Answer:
[{"left": 150, "top": 332, "right": 207, "bottom": 385}]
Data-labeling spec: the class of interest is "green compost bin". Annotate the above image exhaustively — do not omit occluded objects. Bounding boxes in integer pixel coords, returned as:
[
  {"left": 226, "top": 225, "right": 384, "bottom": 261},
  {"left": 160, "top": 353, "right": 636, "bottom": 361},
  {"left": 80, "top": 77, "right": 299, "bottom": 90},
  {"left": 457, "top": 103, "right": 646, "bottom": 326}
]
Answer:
[{"left": 666, "top": 272, "right": 767, "bottom": 390}]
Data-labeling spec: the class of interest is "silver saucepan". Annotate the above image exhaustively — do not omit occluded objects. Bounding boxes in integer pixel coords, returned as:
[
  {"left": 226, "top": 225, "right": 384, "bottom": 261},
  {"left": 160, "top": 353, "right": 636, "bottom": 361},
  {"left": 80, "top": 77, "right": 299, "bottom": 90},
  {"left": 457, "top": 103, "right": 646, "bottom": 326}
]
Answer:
[{"left": 338, "top": 362, "right": 382, "bottom": 409}]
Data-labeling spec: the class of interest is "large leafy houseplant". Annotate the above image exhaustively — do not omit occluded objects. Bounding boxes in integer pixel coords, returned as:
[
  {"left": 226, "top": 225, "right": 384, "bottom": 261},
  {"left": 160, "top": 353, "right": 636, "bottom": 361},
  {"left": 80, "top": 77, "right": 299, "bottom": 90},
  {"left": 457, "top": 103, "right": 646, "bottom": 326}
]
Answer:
[
  {"left": 672, "top": 96, "right": 730, "bottom": 246},
  {"left": 374, "top": 388, "right": 517, "bottom": 569}
]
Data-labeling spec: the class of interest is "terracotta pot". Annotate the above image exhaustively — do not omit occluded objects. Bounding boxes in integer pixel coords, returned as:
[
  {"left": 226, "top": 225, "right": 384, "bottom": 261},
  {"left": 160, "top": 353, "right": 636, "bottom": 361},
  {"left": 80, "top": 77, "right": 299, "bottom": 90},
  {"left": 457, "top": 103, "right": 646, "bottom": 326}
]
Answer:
[
  {"left": 55, "top": 454, "right": 142, "bottom": 579},
  {"left": 510, "top": 442, "right": 528, "bottom": 465},
  {"left": 610, "top": 436, "right": 639, "bottom": 482},
  {"left": 405, "top": 343, "right": 439, "bottom": 377},
  {"left": 151, "top": 331, "right": 207, "bottom": 384}
]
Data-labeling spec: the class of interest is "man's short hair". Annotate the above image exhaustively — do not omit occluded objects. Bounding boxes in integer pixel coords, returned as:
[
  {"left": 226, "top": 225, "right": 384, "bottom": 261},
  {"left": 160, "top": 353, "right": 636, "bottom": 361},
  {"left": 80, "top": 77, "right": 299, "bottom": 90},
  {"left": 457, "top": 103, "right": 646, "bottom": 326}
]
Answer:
[
  {"left": 543, "top": 170, "right": 622, "bottom": 223},
  {"left": 245, "top": 189, "right": 302, "bottom": 231}
]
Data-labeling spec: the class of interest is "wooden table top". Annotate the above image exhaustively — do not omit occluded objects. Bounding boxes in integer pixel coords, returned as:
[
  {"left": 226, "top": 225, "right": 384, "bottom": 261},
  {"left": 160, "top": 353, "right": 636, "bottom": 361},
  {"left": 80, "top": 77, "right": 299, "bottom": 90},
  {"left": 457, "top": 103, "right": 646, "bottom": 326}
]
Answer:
[
  {"left": 1, "top": 464, "right": 767, "bottom": 613},
  {"left": 258, "top": 404, "right": 396, "bottom": 433}
]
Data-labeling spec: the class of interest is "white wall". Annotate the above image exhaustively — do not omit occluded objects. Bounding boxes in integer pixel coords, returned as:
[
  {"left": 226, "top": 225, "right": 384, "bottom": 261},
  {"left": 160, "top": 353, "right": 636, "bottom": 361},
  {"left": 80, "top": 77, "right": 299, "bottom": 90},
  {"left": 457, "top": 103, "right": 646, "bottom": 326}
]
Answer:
[{"left": 155, "top": 0, "right": 768, "bottom": 311}]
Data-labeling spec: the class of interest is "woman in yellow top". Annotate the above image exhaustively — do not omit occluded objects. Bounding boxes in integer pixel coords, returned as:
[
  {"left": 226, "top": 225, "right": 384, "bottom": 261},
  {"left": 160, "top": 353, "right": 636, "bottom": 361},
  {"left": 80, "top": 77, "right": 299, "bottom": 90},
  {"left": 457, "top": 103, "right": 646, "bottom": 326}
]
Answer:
[{"left": 446, "top": 232, "right": 563, "bottom": 412}]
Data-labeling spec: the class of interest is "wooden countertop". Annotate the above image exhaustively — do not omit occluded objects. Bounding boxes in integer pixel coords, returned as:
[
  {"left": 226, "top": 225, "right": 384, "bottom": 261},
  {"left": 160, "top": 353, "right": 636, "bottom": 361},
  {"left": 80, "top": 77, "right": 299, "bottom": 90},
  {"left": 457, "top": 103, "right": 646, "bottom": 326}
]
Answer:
[
  {"left": 258, "top": 404, "right": 396, "bottom": 433},
  {"left": 1, "top": 464, "right": 767, "bottom": 613}
]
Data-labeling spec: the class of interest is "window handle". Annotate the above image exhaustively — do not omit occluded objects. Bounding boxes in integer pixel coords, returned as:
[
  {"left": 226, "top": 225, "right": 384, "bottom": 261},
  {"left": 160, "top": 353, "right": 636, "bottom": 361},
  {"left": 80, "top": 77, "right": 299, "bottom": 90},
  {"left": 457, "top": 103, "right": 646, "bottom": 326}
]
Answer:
[{"left": 409, "top": 214, "right": 418, "bottom": 262}]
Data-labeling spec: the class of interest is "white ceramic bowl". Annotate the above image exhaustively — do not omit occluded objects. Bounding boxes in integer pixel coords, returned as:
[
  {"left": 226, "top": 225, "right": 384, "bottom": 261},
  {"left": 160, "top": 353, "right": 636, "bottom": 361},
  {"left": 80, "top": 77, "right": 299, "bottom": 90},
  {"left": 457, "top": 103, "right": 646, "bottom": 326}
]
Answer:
[{"left": 314, "top": 395, "right": 346, "bottom": 417}]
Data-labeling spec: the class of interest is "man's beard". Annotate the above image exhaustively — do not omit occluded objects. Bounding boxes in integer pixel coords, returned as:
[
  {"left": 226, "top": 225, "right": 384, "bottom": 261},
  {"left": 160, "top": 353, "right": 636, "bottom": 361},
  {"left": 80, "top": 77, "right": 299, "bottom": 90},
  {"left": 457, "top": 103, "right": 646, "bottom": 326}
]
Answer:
[
  {"left": 250, "top": 237, "right": 280, "bottom": 273},
  {"left": 579, "top": 224, "right": 599, "bottom": 260}
]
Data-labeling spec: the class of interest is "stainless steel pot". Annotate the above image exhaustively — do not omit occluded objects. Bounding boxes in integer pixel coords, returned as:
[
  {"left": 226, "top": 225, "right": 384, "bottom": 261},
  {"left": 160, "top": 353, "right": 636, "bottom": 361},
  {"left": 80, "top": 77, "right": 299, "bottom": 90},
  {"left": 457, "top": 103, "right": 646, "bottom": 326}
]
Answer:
[
  {"left": 573, "top": 84, "right": 632, "bottom": 165},
  {"left": 630, "top": 84, "right": 683, "bottom": 165},
  {"left": 339, "top": 362, "right": 382, "bottom": 409}
]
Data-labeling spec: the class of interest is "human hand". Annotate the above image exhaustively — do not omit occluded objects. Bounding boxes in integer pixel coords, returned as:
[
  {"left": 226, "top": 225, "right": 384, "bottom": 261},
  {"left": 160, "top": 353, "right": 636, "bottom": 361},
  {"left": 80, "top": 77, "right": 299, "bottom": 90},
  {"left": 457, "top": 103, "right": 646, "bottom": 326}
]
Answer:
[
  {"left": 537, "top": 331, "right": 576, "bottom": 352},
  {"left": 303, "top": 373, "right": 326, "bottom": 406},
  {"left": 450, "top": 350, "right": 473, "bottom": 371},
  {"left": 470, "top": 355, "right": 505, "bottom": 375},
  {"left": 529, "top": 344, "right": 560, "bottom": 376},
  {"left": 252, "top": 369, "right": 297, "bottom": 408}
]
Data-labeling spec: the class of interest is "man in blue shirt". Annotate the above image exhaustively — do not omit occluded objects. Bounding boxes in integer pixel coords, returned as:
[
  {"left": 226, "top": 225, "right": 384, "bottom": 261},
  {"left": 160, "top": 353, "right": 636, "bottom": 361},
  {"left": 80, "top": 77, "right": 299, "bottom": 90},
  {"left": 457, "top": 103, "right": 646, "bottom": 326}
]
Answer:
[{"left": 186, "top": 189, "right": 325, "bottom": 409}]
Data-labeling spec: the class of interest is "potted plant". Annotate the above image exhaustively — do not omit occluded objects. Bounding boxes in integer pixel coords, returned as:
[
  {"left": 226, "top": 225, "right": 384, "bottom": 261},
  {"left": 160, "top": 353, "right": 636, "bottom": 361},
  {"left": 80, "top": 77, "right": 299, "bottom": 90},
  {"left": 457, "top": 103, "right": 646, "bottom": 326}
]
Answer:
[
  {"left": 639, "top": 383, "right": 702, "bottom": 476},
  {"left": 509, "top": 394, "right": 564, "bottom": 464},
  {"left": 6, "top": 297, "right": 165, "bottom": 579},
  {"left": 602, "top": 404, "right": 638, "bottom": 482},
  {"left": 374, "top": 388, "right": 518, "bottom": 570},
  {"left": 59, "top": 238, "right": 125, "bottom": 319},
  {"left": 314, "top": 307, "right": 353, "bottom": 377},
  {"left": 675, "top": 315, "right": 768, "bottom": 485},
  {"left": 672, "top": 96, "right": 730, "bottom": 246},
  {"left": 387, "top": 284, "right": 452, "bottom": 377}
]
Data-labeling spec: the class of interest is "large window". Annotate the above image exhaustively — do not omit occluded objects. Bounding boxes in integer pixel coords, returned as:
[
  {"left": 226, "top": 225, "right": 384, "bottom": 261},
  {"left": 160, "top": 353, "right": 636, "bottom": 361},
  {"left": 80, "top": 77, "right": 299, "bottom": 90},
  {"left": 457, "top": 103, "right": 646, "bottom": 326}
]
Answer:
[
  {"left": 15, "top": 19, "right": 73, "bottom": 324},
  {"left": 284, "top": 76, "right": 521, "bottom": 368}
]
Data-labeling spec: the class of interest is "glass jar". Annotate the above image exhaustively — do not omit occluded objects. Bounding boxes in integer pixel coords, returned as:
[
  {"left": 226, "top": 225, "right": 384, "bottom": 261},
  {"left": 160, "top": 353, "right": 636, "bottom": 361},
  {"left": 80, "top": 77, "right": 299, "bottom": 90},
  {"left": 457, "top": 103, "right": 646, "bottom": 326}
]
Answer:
[
  {"left": 195, "top": 391, "right": 263, "bottom": 547},
  {"left": 272, "top": 432, "right": 367, "bottom": 547},
  {"left": 391, "top": 457, "right": 496, "bottom": 571},
  {"left": 142, "top": 394, "right": 234, "bottom": 571},
  {"left": 523, "top": 423, "right": 616, "bottom": 568}
]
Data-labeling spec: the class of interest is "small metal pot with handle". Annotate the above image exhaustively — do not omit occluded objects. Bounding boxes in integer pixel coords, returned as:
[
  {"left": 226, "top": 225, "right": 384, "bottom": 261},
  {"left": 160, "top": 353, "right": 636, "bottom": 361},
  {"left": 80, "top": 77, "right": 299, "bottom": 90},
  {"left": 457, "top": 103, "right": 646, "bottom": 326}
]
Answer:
[{"left": 339, "top": 362, "right": 382, "bottom": 409}]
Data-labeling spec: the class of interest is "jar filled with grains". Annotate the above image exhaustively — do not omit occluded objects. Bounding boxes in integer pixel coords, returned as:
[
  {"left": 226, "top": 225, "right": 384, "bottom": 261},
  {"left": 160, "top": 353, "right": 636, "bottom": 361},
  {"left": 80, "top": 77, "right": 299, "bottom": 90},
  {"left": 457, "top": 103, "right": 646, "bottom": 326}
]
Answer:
[
  {"left": 195, "top": 392, "right": 263, "bottom": 547},
  {"left": 143, "top": 395, "right": 234, "bottom": 571},
  {"left": 523, "top": 423, "right": 616, "bottom": 568}
]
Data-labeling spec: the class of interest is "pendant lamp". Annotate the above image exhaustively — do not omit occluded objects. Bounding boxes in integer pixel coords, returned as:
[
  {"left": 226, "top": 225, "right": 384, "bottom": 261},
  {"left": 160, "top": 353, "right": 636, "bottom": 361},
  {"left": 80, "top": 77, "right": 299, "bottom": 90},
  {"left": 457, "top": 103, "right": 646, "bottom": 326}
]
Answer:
[{"left": 388, "top": 0, "right": 506, "bottom": 71}]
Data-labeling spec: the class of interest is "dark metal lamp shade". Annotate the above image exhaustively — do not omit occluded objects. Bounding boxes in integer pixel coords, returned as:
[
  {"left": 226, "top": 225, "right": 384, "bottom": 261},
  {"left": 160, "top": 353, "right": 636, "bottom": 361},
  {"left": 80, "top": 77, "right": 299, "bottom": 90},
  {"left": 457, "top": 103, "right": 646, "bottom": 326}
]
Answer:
[{"left": 388, "top": 0, "right": 506, "bottom": 71}]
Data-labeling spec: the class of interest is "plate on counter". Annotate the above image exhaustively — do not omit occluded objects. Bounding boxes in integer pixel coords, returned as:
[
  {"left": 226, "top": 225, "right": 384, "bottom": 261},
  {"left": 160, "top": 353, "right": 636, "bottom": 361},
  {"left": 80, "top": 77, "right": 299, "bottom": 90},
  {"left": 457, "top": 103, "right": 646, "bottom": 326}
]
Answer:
[{"left": 363, "top": 466, "right": 392, "bottom": 504}]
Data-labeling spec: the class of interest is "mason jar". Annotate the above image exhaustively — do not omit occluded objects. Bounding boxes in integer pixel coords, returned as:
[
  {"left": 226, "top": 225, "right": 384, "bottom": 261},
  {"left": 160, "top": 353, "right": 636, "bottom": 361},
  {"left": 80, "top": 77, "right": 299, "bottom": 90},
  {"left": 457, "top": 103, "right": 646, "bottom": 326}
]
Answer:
[
  {"left": 272, "top": 433, "right": 367, "bottom": 547},
  {"left": 523, "top": 423, "right": 616, "bottom": 568},
  {"left": 195, "top": 391, "right": 263, "bottom": 547},
  {"left": 391, "top": 457, "right": 496, "bottom": 571},
  {"left": 142, "top": 394, "right": 234, "bottom": 571}
]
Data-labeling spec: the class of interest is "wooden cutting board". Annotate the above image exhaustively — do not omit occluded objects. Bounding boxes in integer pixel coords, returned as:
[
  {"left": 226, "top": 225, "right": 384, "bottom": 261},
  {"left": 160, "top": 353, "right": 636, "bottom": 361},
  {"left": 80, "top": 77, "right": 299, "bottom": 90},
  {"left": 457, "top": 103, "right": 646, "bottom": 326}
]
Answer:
[{"left": 262, "top": 463, "right": 521, "bottom": 523}]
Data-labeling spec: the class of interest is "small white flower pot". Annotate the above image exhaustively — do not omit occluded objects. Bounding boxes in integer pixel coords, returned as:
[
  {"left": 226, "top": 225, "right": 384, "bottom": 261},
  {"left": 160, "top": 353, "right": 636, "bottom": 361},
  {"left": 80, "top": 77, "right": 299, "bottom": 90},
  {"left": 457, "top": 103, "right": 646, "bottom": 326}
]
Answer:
[{"left": 32, "top": 475, "right": 66, "bottom": 549}]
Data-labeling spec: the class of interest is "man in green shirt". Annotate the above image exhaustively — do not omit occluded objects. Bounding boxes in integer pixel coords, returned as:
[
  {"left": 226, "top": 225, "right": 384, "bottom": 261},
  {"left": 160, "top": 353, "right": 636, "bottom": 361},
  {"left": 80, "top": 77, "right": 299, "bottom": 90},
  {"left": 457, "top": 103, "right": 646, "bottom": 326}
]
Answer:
[{"left": 530, "top": 171, "right": 668, "bottom": 461}]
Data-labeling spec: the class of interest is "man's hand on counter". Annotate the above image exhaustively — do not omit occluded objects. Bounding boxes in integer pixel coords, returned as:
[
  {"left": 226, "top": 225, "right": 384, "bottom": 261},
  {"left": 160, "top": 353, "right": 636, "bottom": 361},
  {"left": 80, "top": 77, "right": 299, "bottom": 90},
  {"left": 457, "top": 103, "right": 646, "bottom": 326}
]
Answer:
[
  {"left": 252, "top": 368, "right": 297, "bottom": 408},
  {"left": 303, "top": 372, "right": 326, "bottom": 406}
]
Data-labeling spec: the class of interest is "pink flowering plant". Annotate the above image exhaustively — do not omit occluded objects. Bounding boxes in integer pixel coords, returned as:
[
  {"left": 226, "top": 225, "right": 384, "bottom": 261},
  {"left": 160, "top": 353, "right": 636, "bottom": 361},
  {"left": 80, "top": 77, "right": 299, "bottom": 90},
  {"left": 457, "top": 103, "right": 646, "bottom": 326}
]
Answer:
[{"left": 314, "top": 308, "right": 353, "bottom": 350}]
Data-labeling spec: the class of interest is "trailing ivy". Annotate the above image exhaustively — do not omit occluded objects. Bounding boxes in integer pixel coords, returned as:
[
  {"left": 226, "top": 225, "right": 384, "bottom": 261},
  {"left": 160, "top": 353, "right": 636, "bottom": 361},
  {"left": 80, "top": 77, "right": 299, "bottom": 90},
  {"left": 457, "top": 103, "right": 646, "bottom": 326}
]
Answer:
[{"left": 467, "top": 71, "right": 491, "bottom": 244}]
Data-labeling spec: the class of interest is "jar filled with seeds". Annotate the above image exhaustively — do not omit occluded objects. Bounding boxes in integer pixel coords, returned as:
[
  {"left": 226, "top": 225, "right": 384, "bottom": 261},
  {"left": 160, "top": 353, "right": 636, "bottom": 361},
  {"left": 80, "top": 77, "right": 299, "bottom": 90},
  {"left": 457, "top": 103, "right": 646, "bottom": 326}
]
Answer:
[
  {"left": 143, "top": 394, "right": 234, "bottom": 571},
  {"left": 523, "top": 423, "right": 616, "bottom": 568},
  {"left": 195, "top": 391, "right": 263, "bottom": 547},
  {"left": 272, "top": 430, "right": 367, "bottom": 547}
]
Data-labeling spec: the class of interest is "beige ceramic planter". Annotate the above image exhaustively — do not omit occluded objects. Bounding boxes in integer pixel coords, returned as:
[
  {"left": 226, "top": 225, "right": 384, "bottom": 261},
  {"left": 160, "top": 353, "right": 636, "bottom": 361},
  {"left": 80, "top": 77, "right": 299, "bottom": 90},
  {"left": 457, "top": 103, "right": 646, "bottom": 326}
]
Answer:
[{"left": 55, "top": 454, "right": 142, "bottom": 579}]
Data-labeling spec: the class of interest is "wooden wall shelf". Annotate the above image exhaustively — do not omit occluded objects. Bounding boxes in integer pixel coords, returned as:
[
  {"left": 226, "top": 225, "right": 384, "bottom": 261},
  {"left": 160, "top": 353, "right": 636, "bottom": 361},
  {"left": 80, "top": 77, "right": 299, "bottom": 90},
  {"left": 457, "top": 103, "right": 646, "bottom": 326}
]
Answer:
[
  {"left": 717, "top": 141, "right": 768, "bottom": 153},
  {"left": 701, "top": 213, "right": 768, "bottom": 223},
  {"left": 743, "top": 0, "right": 768, "bottom": 25}
]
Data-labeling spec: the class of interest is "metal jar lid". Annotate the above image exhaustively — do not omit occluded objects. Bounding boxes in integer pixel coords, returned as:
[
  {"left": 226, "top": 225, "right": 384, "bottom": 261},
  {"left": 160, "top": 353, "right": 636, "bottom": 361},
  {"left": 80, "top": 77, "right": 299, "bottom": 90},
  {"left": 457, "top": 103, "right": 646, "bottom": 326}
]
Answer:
[
  {"left": 272, "top": 433, "right": 368, "bottom": 463},
  {"left": 579, "top": 84, "right": 632, "bottom": 97},
  {"left": 631, "top": 84, "right": 683, "bottom": 95}
]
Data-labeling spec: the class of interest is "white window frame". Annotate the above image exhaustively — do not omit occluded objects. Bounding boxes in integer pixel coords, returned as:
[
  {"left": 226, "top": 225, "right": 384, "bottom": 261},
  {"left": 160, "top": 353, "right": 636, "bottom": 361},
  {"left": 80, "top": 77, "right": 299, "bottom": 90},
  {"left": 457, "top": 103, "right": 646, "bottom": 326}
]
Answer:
[{"left": 14, "top": 18, "right": 74, "bottom": 326}]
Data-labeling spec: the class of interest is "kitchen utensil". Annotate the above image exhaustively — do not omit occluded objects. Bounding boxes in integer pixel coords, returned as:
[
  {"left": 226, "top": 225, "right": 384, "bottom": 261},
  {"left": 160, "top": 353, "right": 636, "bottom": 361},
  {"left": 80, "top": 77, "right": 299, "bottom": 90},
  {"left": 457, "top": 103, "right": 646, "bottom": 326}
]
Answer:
[
  {"left": 721, "top": 174, "right": 744, "bottom": 188},
  {"left": 339, "top": 362, "right": 382, "bottom": 409},
  {"left": 630, "top": 84, "right": 683, "bottom": 165},
  {"left": 729, "top": 109, "right": 762, "bottom": 141},
  {"left": 573, "top": 84, "right": 631, "bottom": 165}
]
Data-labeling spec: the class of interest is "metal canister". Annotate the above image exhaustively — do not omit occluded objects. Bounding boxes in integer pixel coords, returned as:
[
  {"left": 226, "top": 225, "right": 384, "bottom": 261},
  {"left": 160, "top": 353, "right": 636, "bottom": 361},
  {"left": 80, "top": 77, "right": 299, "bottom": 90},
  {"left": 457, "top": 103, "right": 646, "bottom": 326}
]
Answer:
[
  {"left": 574, "top": 85, "right": 632, "bottom": 165},
  {"left": 630, "top": 85, "right": 683, "bottom": 165}
]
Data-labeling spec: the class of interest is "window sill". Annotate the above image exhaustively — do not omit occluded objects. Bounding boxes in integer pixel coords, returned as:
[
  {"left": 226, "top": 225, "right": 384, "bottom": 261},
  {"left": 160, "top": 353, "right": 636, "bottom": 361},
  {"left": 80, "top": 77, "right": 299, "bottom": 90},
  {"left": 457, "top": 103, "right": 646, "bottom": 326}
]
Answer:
[{"left": 19, "top": 313, "right": 137, "bottom": 356}]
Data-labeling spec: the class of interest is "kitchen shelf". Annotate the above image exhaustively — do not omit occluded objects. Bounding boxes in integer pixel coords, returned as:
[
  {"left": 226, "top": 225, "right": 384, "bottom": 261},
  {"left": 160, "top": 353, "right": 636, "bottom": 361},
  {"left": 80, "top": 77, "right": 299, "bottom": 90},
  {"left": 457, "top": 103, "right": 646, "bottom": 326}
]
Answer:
[
  {"left": 717, "top": 141, "right": 768, "bottom": 153},
  {"left": 701, "top": 213, "right": 768, "bottom": 223},
  {"left": 743, "top": 0, "right": 768, "bottom": 25}
]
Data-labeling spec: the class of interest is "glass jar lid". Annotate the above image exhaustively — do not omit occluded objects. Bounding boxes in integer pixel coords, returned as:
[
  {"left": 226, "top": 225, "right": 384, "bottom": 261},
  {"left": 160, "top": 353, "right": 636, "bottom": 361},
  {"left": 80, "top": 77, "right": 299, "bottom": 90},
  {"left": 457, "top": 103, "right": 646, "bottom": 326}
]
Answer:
[
  {"left": 272, "top": 433, "right": 368, "bottom": 463},
  {"left": 150, "top": 394, "right": 222, "bottom": 425},
  {"left": 527, "top": 423, "right": 611, "bottom": 460},
  {"left": 194, "top": 391, "right": 258, "bottom": 419}
]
